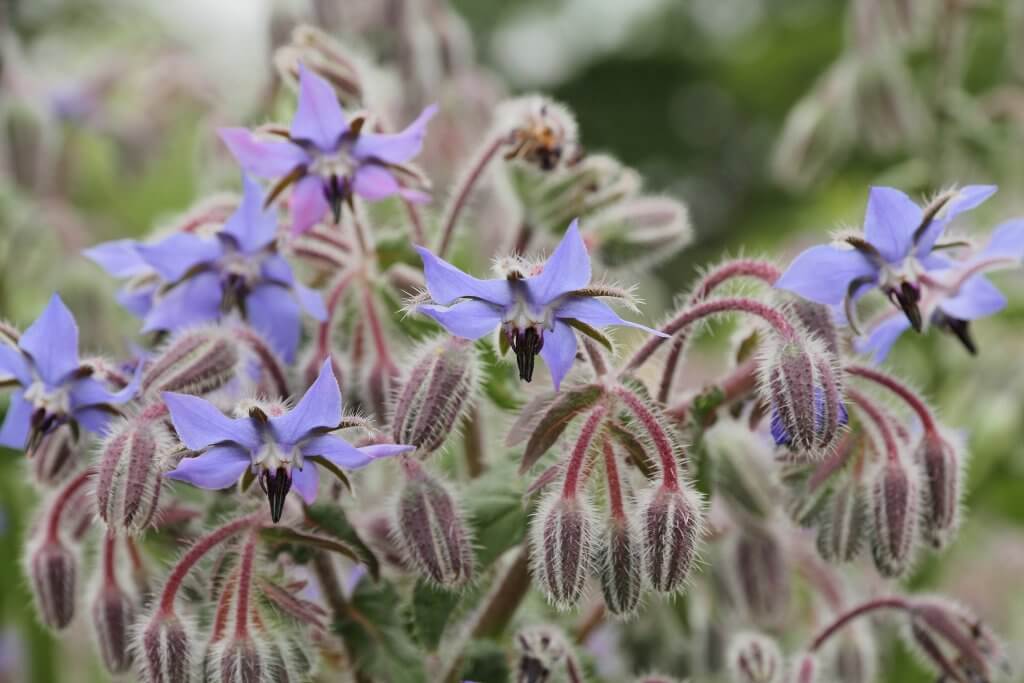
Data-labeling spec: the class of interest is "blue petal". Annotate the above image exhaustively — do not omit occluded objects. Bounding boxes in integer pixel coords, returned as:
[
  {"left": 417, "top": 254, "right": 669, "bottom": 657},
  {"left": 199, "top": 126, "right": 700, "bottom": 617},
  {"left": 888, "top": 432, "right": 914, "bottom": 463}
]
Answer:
[
  {"left": 414, "top": 247, "right": 512, "bottom": 307},
  {"left": 0, "top": 345, "right": 31, "bottom": 385},
  {"left": 980, "top": 218, "right": 1024, "bottom": 261},
  {"left": 163, "top": 392, "right": 260, "bottom": 451},
  {"left": 136, "top": 233, "right": 222, "bottom": 282},
  {"left": 271, "top": 358, "right": 342, "bottom": 445},
  {"left": 73, "top": 406, "right": 115, "bottom": 435},
  {"left": 117, "top": 286, "right": 155, "bottom": 317},
  {"left": 775, "top": 245, "right": 878, "bottom": 306},
  {"left": 300, "top": 434, "right": 370, "bottom": 468},
  {"left": 863, "top": 186, "right": 922, "bottom": 263},
  {"left": 261, "top": 254, "right": 295, "bottom": 286},
  {"left": 524, "top": 219, "right": 591, "bottom": 306},
  {"left": 295, "top": 283, "right": 327, "bottom": 321},
  {"left": 141, "top": 273, "right": 223, "bottom": 334},
  {"left": 19, "top": 294, "right": 80, "bottom": 386},
  {"left": 352, "top": 104, "right": 438, "bottom": 164},
  {"left": 554, "top": 297, "right": 667, "bottom": 336},
  {"left": 916, "top": 185, "right": 998, "bottom": 256},
  {"left": 855, "top": 315, "right": 912, "bottom": 364},
  {"left": 0, "top": 391, "right": 31, "bottom": 449},
  {"left": 289, "top": 174, "right": 330, "bottom": 236},
  {"left": 68, "top": 377, "right": 118, "bottom": 409},
  {"left": 219, "top": 128, "right": 310, "bottom": 178},
  {"left": 359, "top": 443, "right": 415, "bottom": 461},
  {"left": 291, "top": 461, "right": 320, "bottom": 504},
  {"left": 166, "top": 445, "right": 251, "bottom": 490},
  {"left": 83, "top": 240, "right": 150, "bottom": 278},
  {"left": 939, "top": 275, "right": 1006, "bottom": 321},
  {"left": 418, "top": 301, "right": 503, "bottom": 340},
  {"left": 539, "top": 320, "right": 577, "bottom": 391},
  {"left": 769, "top": 406, "right": 789, "bottom": 446},
  {"left": 221, "top": 174, "right": 278, "bottom": 253},
  {"left": 351, "top": 164, "right": 402, "bottom": 201},
  {"left": 290, "top": 64, "right": 348, "bottom": 151},
  {"left": 246, "top": 284, "right": 301, "bottom": 363}
]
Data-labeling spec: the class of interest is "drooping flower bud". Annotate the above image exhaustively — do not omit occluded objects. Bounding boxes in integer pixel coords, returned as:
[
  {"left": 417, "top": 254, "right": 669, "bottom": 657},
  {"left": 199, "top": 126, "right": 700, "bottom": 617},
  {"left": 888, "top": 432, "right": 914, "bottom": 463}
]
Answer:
[
  {"left": 590, "top": 196, "right": 694, "bottom": 269},
  {"left": 763, "top": 338, "right": 846, "bottom": 458},
  {"left": 392, "top": 336, "right": 480, "bottom": 455},
  {"left": 91, "top": 581, "right": 137, "bottom": 674},
  {"left": 904, "top": 597, "right": 1010, "bottom": 683},
  {"left": 96, "top": 417, "right": 168, "bottom": 535},
  {"left": 727, "top": 526, "right": 790, "bottom": 627},
  {"left": 830, "top": 623, "right": 876, "bottom": 683},
  {"left": 597, "top": 515, "right": 643, "bottom": 617},
  {"left": 868, "top": 452, "right": 921, "bottom": 578},
  {"left": 26, "top": 538, "right": 78, "bottom": 630},
  {"left": 789, "top": 299, "right": 840, "bottom": 356},
  {"left": 707, "top": 422, "right": 778, "bottom": 521},
  {"left": 393, "top": 458, "right": 474, "bottom": 587},
  {"left": 29, "top": 423, "right": 81, "bottom": 488},
  {"left": 138, "top": 611, "right": 195, "bottom": 683},
  {"left": 530, "top": 492, "right": 595, "bottom": 609},
  {"left": 209, "top": 636, "right": 267, "bottom": 683},
  {"left": 638, "top": 484, "right": 703, "bottom": 594},
  {"left": 141, "top": 327, "right": 241, "bottom": 398},
  {"left": 816, "top": 474, "right": 867, "bottom": 563},
  {"left": 274, "top": 24, "right": 364, "bottom": 106},
  {"left": 728, "top": 631, "right": 783, "bottom": 683},
  {"left": 915, "top": 429, "right": 963, "bottom": 550},
  {"left": 790, "top": 653, "right": 819, "bottom": 683},
  {"left": 515, "top": 625, "right": 581, "bottom": 682}
]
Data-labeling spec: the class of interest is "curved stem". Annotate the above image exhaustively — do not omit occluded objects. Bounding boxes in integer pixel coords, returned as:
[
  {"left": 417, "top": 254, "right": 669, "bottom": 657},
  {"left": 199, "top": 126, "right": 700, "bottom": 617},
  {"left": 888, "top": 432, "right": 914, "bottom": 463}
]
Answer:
[
  {"left": 809, "top": 597, "right": 911, "bottom": 652},
  {"left": 436, "top": 134, "right": 508, "bottom": 259},
  {"left": 402, "top": 198, "right": 426, "bottom": 245},
  {"left": 582, "top": 337, "right": 608, "bottom": 377},
  {"left": 847, "top": 388, "right": 900, "bottom": 463},
  {"left": 101, "top": 531, "right": 118, "bottom": 586},
  {"left": 562, "top": 405, "right": 608, "bottom": 499},
  {"left": 664, "top": 358, "right": 759, "bottom": 423},
  {"left": 234, "top": 531, "right": 258, "bottom": 639},
  {"left": 615, "top": 387, "right": 680, "bottom": 490},
  {"left": 313, "top": 268, "right": 360, "bottom": 368},
  {"left": 46, "top": 468, "right": 94, "bottom": 543},
  {"left": 845, "top": 364, "right": 937, "bottom": 433},
  {"left": 362, "top": 284, "right": 394, "bottom": 368},
  {"left": 602, "top": 439, "right": 625, "bottom": 520}
]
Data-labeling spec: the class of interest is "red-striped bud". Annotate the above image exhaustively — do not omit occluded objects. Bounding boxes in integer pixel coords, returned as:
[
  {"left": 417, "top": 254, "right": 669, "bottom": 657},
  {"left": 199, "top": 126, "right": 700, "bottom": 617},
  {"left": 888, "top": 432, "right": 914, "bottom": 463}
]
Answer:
[
  {"left": 830, "top": 624, "right": 876, "bottom": 683},
  {"left": 209, "top": 636, "right": 267, "bottom": 683},
  {"left": 905, "top": 597, "right": 1009, "bottom": 683},
  {"left": 728, "top": 631, "right": 783, "bottom": 683},
  {"left": 141, "top": 327, "right": 240, "bottom": 398},
  {"left": 26, "top": 538, "right": 78, "bottom": 630},
  {"left": 96, "top": 417, "right": 168, "bottom": 535},
  {"left": 639, "top": 484, "right": 703, "bottom": 594},
  {"left": 531, "top": 492, "right": 595, "bottom": 609},
  {"left": 915, "top": 429, "right": 963, "bottom": 550},
  {"left": 28, "top": 423, "right": 81, "bottom": 488},
  {"left": 91, "top": 581, "right": 137, "bottom": 673},
  {"left": 816, "top": 475, "right": 867, "bottom": 563},
  {"left": 138, "top": 611, "right": 195, "bottom": 683},
  {"left": 868, "top": 452, "right": 921, "bottom": 578},
  {"left": 727, "top": 526, "right": 790, "bottom": 627},
  {"left": 597, "top": 515, "right": 643, "bottom": 617}
]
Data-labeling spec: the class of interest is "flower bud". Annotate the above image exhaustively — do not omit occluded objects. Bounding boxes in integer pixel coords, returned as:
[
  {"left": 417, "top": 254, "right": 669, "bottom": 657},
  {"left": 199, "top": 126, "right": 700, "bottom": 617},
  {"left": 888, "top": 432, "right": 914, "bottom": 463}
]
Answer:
[
  {"left": 274, "top": 24, "right": 364, "bottom": 106},
  {"left": 905, "top": 597, "right": 1009, "bottom": 683},
  {"left": 790, "top": 653, "right": 818, "bottom": 683},
  {"left": 29, "top": 423, "right": 81, "bottom": 488},
  {"left": 597, "top": 516, "right": 643, "bottom": 617},
  {"left": 830, "top": 624, "right": 876, "bottom": 683},
  {"left": 727, "top": 527, "right": 790, "bottom": 627},
  {"left": 915, "top": 429, "right": 963, "bottom": 550},
  {"left": 762, "top": 339, "right": 845, "bottom": 457},
  {"left": 590, "top": 196, "right": 694, "bottom": 269},
  {"left": 142, "top": 327, "right": 241, "bottom": 398},
  {"left": 91, "top": 583, "right": 137, "bottom": 674},
  {"left": 26, "top": 539, "right": 78, "bottom": 630},
  {"left": 497, "top": 95, "right": 580, "bottom": 171},
  {"left": 393, "top": 459, "right": 474, "bottom": 587},
  {"left": 638, "top": 484, "right": 703, "bottom": 594},
  {"left": 706, "top": 422, "right": 778, "bottom": 521},
  {"left": 789, "top": 300, "right": 840, "bottom": 356},
  {"left": 868, "top": 453, "right": 921, "bottom": 578},
  {"left": 139, "top": 611, "right": 195, "bottom": 683},
  {"left": 209, "top": 636, "right": 267, "bottom": 683},
  {"left": 816, "top": 475, "right": 867, "bottom": 563},
  {"left": 530, "top": 492, "right": 595, "bottom": 609},
  {"left": 728, "top": 631, "right": 783, "bottom": 683},
  {"left": 364, "top": 358, "right": 400, "bottom": 424},
  {"left": 392, "top": 336, "right": 480, "bottom": 455},
  {"left": 96, "top": 418, "right": 167, "bottom": 535},
  {"left": 515, "top": 625, "right": 579, "bottom": 682}
]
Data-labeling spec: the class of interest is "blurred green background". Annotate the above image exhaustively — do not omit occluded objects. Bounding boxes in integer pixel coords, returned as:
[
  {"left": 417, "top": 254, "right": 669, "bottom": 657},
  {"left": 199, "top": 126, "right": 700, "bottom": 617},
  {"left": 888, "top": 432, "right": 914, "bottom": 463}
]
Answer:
[{"left": 1, "top": 0, "right": 1023, "bottom": 680}]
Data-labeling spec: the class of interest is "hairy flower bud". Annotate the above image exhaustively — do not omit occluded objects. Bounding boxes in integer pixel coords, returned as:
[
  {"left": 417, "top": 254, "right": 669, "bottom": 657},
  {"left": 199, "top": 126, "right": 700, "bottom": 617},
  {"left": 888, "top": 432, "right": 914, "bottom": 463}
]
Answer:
[
  {"left": 393, "top": 459, "right": 474, "bottom": 587},
  {"left": 638, "top": 484, "right": 703, "bottom": 594},
  {"left": 790, "top": 653, "right": 819, "bottom": 683},
  {"left": 392, "top": 336, "right": 479, "bottom": 455},
  {"left": 830, "top": 624, "right": 876, "bottom": 683},
  {"left": 96, "top": 418, "right": 167, "bottom": 535},
  {"left": 868, "top": 452, "right": 921, "bottom": 578},
  {"left": 707, "top": 423, "right": 778, "bottom": 521},
  {"left": 515, "top": 625, "right": 581, "bottom": 683},
  {"left": 728, "top": 631, "right": 783, "bottom": 683},
  {"left": 274, "top": 24, "right": 364, "bottom": 106},
  {"left": 789, "top": 300, "right": 840, "bottom": 356},
  {"left": 26, "top": 539, "right": 78, "bottom": 630},
  {"left": 590, "top": 196, "right": 693, "bottom": 269},
  {"left": 29, "top": 423, "right": 80, "bottom": 488},
  {"left": 905, "top": 597, "right": 1009, "bottom": 683},
  {"left": 142, "top": 327, "right": 241, "bottom": 398},
  {"left": 91, "top": 582, "right": 137, "bottom": 674},
  {"left": 209, "top": 636, "right": 267, "bottom": 683},
  {"left": 727, "top": 526, "right": 790, "bottom": 627},
  {"left": 816, "top": 475, "right": 867, "bottom": 563},
  {"left": 762, "top": 339, "right": 845, "bottom": 456},
  {"left": 497, "top": 95, "right": 579, "bottom": 171},
  {"left": 139, "top": 611, "right": 195, "bottom": 683},
  {"left": 530, "top": 492, "right": 595, "bottom": 609},
  {"left": 597, "top": 516, "right": 643, "bottom": 617},
  {"left": 915, "top": 429, "right": 963, "bottom": 550}
]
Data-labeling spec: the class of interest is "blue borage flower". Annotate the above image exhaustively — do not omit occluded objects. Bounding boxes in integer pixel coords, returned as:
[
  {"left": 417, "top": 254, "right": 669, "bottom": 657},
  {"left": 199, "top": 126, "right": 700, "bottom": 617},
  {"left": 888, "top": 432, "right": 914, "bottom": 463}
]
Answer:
[
  {"left": 85, "top": 175, "right": 326, "bottom": 362},
  {"left": 776, "top": 185, "right": 996, "bottom": 331},
  {"left": 164, "top": 358, "right": 413, "bottom": 522},
  {"left": 0, "top": 294, "right": 138, "bottom": 450},
  {"left": 413, "top": 219, "right": 667, "bottom": 390},
  {"left": 219, "top": 64, "right": 436, "bottom": 235}
]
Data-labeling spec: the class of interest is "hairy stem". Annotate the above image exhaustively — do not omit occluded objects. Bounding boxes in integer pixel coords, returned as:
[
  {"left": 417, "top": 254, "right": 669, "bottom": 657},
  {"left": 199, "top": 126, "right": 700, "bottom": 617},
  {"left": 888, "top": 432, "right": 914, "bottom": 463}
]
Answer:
[
  {"left": 847, "top": 388, "right": 901, "bottom": 463},
  {"left": 437, "top": 134, "right": 508, "bottom": 259},
  {"left": 562, "top": 405, "right": 608, "bottom": 498},
  {"left": 615, "top": 387, "right": 680, "bottom": 490},
  {"left": 234, "top": 531, "right": 258, "bottom": 639},
  {"left": 845, "top": 364, "right": 937, "bottom": 433},
  {"left": 46, "top": 468, "right": 94, "bottom": 543},
  {"left": 809, "top": 597, "right": 911, "bottom": 652}
]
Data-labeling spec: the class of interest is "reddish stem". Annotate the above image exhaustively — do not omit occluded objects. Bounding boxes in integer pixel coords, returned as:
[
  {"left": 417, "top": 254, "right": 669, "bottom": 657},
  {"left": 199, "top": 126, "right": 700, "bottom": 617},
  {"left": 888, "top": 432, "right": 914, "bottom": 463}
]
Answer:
[
  {"left": 314, "top": 269, "right": 359, "bottom": 366},
  {"left": 582, "top": 338, "right": 608, "bottom": 377},
  {"left": 562, "top": 405, "right": 608, "bottom": 499},
  {"left": 845, "top": 364, "right": 937, "bottom": 433},
  {"left": 234, "top": 326, "right": 289, "bottom": 398},
  {"left": 157, "top": 514, "right": 261, "bottom": 616},
  {"left": 101, "top": 532, "right": 118, "bottom": 586},
  {"left": 46, "top": 468, "right": 94, "bottom": 543},
  {"left": 809, "top": 597, "right": 911, "bottom": 652},
  {"left": 402, "top": 198, "right": 425, "bottom": 245},
  {"left": 615, "top": 387, "right": 680, "bottom": 491},
  {"left": 437, "top": 134, "right": 508, "bottom": 259},
  {"left": 602, "top": 439, "right": 625, "bottom": 520},
  {"left": 234, "top": 532, "right": 258, "bottom": 639},
  {"left": 664, "top": 358, "right": 759, "bottom": 422},
  {"left": 362, "top": 285, "right": 394, "bottom": 368},
  {"left": 847, "top": 388, "right": 901, "bottom": 463},
  {"left": 210, "top": 567, "right": 240, "bottom": 644}
]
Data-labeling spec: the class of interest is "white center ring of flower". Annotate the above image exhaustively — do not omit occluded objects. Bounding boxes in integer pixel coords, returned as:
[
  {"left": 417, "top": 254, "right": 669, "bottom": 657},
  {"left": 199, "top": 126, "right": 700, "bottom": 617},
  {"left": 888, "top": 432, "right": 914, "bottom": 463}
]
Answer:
[{"left": 24, "top": 381, "right": 71, "bottom": 416}]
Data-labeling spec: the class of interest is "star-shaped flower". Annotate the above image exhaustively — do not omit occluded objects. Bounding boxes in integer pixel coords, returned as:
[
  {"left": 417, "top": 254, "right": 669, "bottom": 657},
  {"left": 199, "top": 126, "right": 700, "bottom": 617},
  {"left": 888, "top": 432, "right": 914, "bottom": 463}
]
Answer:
[
  {"left": 0, "top": 294, "right": 137, "bottom": 450},
  {"left": 414, "top": 219, "right": 667, "bottom": 390},
  {"left": 85, "top": 175, "right": 326, "bottom": 362},
  {"left": 857, "top": 219, "right": 1024, "bottom": 361},
  {"left": 776, "top": 185, "right": 996, "bottom": 330},
  {"left": 219, "top": 64, "right": 436, "bottom": 235},
  {"left": 164, "top": 359, "right": 413, "bottom": 522}
]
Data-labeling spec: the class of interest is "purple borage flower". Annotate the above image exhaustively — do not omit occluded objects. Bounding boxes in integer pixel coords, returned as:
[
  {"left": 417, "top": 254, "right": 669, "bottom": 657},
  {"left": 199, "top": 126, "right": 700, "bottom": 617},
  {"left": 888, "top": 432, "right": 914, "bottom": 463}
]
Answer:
[
  {"left": 84, "top": 175, "right": 326, "bottom": 362},
  {"left": 414, "top": 219, "right": 667, "bottom": 390},
  {"left": 776, "top": 185, "right": 997, "bottom": 332},
  {"left": 219, "top": 64, "right": 436, "bottom": 235},
  {"left": 164, "top": 359, "right": 413, "bottom": 522},
  {"left": 0, "top": 295, "right": 137, "bottom": 450},
  {"left": 858, "top": 219, "right": 1024, "bottom": 361}
]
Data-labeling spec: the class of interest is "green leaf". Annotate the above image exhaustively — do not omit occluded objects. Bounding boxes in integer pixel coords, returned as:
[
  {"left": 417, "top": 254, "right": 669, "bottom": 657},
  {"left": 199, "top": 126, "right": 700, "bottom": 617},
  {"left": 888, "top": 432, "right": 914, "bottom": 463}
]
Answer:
[
  {"left": 305, "top": 502, "right": 381, "bottom": 580},
  {"left": 410, "top": 580, "right": 461, "bottom": 651},
  {"left": 459, "top": 639, "right": 511, "bottom": 683},
  {"left": 335, "top": 580, "right": 427, "bottom": 683},
  {"left": 465, "top": 461, "right": 528, "bottom": 568},
  {"left": 307, "top": 455, "right": 353, "bottom": 493},
  {"left": 260, "top": 527, "right": 360, "bottom": 563},
  {"left": 521, "top": 384, "right": 605, "bottom": 473},
  {"left": 564, "top": 318, "right": 613, "bottom": 350}
]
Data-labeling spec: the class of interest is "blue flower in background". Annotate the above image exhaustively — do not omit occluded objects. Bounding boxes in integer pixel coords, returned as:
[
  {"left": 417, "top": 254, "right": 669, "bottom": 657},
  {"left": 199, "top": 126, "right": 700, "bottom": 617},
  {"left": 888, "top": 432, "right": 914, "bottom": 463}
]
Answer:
[
  {"left": 85, "top": 175, "right": 326, "bottom": 362},
  {"left": 0, "top": 294, "right": 137, "bottom": 450}
]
